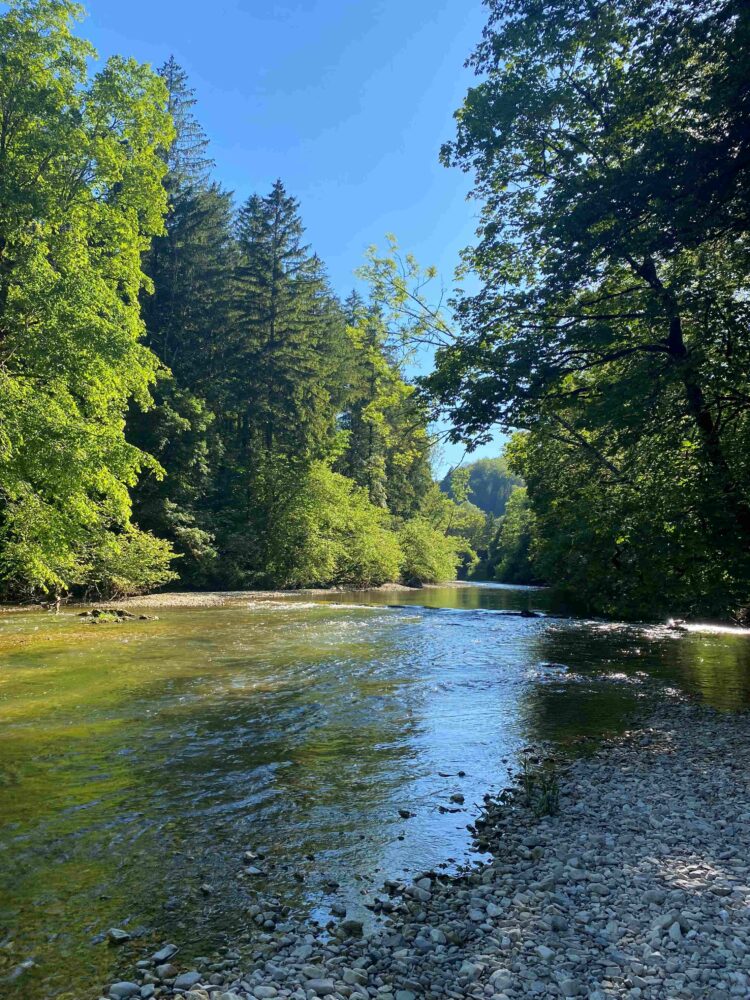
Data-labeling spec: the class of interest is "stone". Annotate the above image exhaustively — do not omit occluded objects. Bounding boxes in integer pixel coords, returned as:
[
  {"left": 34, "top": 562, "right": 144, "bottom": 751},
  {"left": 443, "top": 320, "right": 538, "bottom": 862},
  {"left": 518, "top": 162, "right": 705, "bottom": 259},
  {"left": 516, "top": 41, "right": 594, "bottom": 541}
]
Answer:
[
  {"left": 253, "top": 988, "right": 278, "bottom": 999},
  {"left": 152, "top": 943, "right": 178, "bottom": 962},
  {"left": 106, "top": 928, "right": 131, "bottom": 945},
  {"left": 560, "top": 980, "right": 583, "bottom": 997},
  {"left": 306, "top": 980, "right": 335, "bottom": 996},
  {"left": 174, "top": 971, "right": 203, "bottom": 990},
  {"left": 340, "top": 918, "right": 364, "bottom": 936},
  {"left": 109, "top": 984, "right": 140, "bottom": 1000}
]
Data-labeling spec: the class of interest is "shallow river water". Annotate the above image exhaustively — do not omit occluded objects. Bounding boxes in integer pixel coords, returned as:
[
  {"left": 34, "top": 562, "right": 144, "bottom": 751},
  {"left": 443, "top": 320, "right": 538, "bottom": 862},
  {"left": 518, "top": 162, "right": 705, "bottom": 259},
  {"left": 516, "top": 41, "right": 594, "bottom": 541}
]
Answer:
[{"left": 1, "top": 584, "right": 749, "bottom": 998}]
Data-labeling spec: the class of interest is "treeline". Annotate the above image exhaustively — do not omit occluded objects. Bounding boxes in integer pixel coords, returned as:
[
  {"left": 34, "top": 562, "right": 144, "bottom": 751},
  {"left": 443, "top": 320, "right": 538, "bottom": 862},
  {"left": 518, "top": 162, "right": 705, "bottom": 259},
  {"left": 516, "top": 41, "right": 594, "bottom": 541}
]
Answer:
[
  {"left": 439, "top": 457, "right": 529, "bottom": 581},
  {"left": 0, "top": 2, "right": 468, "bottom": 599},
  {"left": 425, "top": 0, "right": 750, "bottom": 621}
]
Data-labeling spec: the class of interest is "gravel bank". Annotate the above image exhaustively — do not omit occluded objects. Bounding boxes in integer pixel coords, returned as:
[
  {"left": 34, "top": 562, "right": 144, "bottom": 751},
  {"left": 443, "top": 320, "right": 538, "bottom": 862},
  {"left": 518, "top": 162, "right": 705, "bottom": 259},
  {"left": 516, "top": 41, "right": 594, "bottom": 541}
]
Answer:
[
  {"left": 102, "top": 701, "right": 750, "bottom": 1000},
  {"left": 108, "top": 584, "right": 422, "bottom": 609}
]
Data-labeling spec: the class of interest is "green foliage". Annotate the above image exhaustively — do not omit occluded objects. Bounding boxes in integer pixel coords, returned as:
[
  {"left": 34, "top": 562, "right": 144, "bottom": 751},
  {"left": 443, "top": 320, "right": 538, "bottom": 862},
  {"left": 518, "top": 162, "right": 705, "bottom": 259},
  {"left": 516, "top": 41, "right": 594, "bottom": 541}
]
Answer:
[
  {"left": 337, "top": 294, "right": 434, "bottom": 517},
  {"left": 0, "top": 0, "right": 176, "bottom": 598},
  {"left": 398, "top": 517, "right": 460, "bottom": 586},
  {"left": 441, "top": 458, "right": 521, "bottom": 518},
  {"left": 224, "top": 461, "right": 403, "bottom": 590},
  {"left": 427, "top": 0, "right": 750, "bottom": 618},
  {"left": 129, "top": 58, "right": 234, "bottom": 586},
  {"left": 490, "top": 485, "right": 540, "bottom": 586},
  {"left": 0, "top": 15, "right": 473, "bottom": 600},
  {"left": 82, "top": 528, "right": 178, "bottom": 599}
]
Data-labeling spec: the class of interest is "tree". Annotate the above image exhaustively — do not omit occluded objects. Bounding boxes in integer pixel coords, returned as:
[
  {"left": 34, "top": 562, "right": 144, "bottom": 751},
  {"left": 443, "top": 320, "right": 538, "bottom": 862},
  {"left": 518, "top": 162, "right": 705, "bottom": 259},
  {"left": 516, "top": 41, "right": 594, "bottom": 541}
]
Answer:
[
  {"left": 489, "top": 486, "right": 540, "bottom": 586},
  {"left": 211, "top": 181, "right": 350, "bottom": 583},
  {"left": 428, "top": 0, "right": 750, "bottom": 616},
  {"left": 398, "top": 518, "right": 460, "bottom": 586},
  {"left": 256, "top": 461, "right": 403, "bottom": 589},
  {"left": 0, "top": 0, "right": 177, "bottom": 597},
  {"left": 337, "top": 295, "right": 434, "bottom": 516},
  {"left": 440, "top": 457, "right": 521, "bottom": 517},
  {"left": 129, "top": 59, "right": 234, "bottom": 584},
  {"left": 231, "top": 181, "right": 345, "bottom": 461}
]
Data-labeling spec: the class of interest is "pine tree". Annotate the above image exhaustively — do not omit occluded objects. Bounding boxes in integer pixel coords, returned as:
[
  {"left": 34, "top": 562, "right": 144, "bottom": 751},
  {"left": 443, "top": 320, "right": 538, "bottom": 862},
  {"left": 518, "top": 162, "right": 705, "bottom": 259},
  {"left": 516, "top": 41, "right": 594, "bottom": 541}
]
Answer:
[
  {"left": 215, "top": 181, "right": 349, "bottom": 583},
  {"left": 158, "top": 55, "right": 214, "bottom": 184},
  {"left": 129, "top": 59, "right": 234, "bottom": 583},
  {"left": 231, "top": 181, "right": 345, "bottom": 461}
]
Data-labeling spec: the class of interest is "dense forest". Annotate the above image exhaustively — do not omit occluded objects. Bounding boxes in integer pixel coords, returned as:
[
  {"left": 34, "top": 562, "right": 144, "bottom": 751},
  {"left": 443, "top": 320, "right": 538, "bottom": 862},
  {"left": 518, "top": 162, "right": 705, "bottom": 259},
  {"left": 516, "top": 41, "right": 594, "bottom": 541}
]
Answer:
[
  {"left": 0, "top": 0, "right": 748, "bottom": 620},
  {"left": 0, "top": 2, "right": 480, "bottom": 599},
  {"left": 427, "top": 0, "right": 750, "bottom": 621}
]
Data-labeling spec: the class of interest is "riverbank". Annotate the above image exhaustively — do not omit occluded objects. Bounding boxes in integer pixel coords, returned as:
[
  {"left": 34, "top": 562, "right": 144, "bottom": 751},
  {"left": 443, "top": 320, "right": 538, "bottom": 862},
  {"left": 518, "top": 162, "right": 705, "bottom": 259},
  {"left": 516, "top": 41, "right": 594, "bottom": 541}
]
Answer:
[
  {"left": 101, "top": 699, "right": 750, "bottom": 1000},
  {"left": 0, "top": 583, "right": 475, "bottom": 615}
]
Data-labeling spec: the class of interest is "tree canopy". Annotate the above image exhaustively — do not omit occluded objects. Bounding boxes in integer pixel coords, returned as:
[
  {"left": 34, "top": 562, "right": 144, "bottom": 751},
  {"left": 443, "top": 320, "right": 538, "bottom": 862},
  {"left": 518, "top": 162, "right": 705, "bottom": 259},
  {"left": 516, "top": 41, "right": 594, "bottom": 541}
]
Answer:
[{"left": 425, "top": 0, "right": 750, "bottom": 618}]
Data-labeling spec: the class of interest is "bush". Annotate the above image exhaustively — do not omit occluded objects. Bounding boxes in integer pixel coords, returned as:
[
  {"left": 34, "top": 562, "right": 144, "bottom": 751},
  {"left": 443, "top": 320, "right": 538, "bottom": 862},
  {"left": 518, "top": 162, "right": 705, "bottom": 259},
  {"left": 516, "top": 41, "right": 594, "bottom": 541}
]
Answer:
[
  {"left": 398, "top": 517, "right": 460, "bottom": 585},
  {"left": 260, "top": 461, "right": 403, "bottom": 589},
  {"left": 84, "top": 528, "right": 179, "bottom": 598},
  {"left": 491, "top": 486, "right": 541, "bottom": 585}
]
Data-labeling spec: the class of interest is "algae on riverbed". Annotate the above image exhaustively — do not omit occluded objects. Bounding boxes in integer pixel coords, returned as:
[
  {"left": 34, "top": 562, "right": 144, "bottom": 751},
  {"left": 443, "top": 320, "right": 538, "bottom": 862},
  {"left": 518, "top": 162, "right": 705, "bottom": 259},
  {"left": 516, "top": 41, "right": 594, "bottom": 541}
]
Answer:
[{"left": 1, "top": 585, "right": 749, "bottom": 998}]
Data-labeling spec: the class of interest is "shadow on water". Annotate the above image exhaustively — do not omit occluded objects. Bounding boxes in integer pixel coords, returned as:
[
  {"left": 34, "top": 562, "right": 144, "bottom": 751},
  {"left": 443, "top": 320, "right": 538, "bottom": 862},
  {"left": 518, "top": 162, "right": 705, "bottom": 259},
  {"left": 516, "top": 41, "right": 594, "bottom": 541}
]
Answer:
[{"left": 0, "top": 586, "right": 749, "bottom": 998}]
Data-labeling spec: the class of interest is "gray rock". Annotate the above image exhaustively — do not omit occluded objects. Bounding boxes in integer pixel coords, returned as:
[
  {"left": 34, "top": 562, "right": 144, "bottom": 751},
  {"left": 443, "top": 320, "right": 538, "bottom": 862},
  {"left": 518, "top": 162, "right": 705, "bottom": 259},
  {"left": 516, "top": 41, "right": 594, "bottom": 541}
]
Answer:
[
  {"left": 152, "top": 943, "right": 178, "bottom": 962},
  {"left": 306, "top": 980, "right": 335, "bottom": 996},
  {"left": 107, "top": 928, "right": 131, "bottom": 945},
  {"left": 109, "top": 984, "right": 140, "bottom": 1000},
  {"left": 173, "top": 971, "right": 203, "bottom": 990},
  {"left": 340, "top": 918, "right": 364, "bottom": 936}
]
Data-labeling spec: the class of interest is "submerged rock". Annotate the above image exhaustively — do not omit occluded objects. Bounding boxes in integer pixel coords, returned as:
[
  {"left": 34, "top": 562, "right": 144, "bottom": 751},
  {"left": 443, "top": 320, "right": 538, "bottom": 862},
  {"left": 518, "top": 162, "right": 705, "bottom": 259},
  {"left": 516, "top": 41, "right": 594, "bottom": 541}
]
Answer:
[
  {"left": 108, "top": 983, "right": 140, "bottom": 999},
  {"left": 151, "top": 943, "right": 178, "bottom": 962},
  {"left": 106, "top": 928, "right": 131, "bottom": 945}
]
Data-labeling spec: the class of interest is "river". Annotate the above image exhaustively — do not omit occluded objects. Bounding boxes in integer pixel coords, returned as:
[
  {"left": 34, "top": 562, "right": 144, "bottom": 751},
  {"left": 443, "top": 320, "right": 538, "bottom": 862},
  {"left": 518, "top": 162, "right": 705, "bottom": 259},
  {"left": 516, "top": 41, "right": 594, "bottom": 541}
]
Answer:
[{"left": 1, "top": 583, "right": 749, "bottom": 998}]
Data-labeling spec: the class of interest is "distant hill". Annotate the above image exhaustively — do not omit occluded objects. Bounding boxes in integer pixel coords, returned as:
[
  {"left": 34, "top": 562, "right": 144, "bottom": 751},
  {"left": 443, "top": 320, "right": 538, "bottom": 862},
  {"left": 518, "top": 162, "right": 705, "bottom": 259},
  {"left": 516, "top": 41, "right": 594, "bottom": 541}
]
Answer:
[{"left": 440, "top": 457, "right": 522, "bottom": 518}]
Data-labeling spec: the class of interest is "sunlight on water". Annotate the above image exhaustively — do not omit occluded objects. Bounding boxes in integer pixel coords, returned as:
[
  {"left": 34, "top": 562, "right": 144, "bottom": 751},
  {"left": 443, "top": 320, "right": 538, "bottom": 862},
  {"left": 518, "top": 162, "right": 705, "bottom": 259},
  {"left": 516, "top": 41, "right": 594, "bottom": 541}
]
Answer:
[{"left": 1, "top": 584, "right": 749, "bottom": 998}]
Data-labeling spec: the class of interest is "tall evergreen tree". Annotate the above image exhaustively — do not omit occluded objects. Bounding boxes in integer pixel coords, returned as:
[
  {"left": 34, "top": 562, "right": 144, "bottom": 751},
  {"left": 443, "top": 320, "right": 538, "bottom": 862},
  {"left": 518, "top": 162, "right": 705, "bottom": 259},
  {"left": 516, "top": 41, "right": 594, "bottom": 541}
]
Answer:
[
  {"left": 231, "top": 181, "right": 345, "bottom": 460},
  {"left": 129, "top": 58, "right": 234, "bottom": 583}
]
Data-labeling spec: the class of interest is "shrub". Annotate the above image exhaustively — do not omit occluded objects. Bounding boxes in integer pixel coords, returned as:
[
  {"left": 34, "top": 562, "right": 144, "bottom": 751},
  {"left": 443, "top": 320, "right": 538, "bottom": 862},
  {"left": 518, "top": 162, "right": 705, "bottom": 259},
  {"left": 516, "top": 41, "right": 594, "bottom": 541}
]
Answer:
[{"left": 397, "top": 517, "right": 460, "bottom": 585}]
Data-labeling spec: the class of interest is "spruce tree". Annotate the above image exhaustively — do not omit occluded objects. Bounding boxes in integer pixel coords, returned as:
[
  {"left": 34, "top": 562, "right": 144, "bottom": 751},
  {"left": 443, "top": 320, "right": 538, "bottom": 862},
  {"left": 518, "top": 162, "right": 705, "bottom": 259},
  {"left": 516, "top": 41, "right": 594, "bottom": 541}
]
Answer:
[
  {"left": 129, "top": 59, "right": 234, "bottom": 583},
  {"left": 232, "top": 181, "right": 344, "bottom": 459},
  {"left": 216, "top": 181, "right": 349, "bottom": 583}
]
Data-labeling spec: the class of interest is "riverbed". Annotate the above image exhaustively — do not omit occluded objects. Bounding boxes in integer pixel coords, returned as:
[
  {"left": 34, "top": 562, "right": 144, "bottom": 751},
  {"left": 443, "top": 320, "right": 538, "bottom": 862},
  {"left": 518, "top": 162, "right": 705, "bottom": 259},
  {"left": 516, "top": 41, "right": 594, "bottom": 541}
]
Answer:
[{"left": 1, "top": 584, "right": 749, "bottom": 998}]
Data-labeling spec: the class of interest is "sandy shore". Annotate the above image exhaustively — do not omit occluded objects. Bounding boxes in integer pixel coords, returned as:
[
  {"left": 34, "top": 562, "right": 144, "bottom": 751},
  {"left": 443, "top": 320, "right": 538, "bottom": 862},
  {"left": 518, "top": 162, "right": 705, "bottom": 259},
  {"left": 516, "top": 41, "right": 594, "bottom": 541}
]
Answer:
[{"left": 101, "top": 698, "right": 750, "bottom": 1000}]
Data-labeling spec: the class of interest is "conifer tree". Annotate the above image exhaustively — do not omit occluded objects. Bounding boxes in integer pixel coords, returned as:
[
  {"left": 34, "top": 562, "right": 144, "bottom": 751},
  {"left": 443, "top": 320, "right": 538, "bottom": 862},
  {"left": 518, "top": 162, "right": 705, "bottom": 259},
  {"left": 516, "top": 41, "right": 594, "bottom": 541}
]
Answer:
[{"left": 129, "top": 58, "right": 234, "bottom": 583}]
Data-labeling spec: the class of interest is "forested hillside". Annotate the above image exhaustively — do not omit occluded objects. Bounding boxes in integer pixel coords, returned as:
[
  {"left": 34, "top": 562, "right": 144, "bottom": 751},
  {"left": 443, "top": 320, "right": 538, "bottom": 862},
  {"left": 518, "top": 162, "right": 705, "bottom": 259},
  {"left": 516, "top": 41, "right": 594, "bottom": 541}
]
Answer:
[
  {"left": 426, "top": 0, "right": 750, "bottom": 621},
  {"left": 0, "top": 3, "right": 469, "bottom": 600}
]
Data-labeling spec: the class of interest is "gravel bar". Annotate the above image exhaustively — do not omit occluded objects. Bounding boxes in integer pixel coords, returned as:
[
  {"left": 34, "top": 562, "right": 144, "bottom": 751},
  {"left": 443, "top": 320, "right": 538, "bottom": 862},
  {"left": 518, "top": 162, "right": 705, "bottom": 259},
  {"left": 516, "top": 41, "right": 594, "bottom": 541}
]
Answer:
[{"left": 101, "top": 700, "right": 750, "bottom": 1000}]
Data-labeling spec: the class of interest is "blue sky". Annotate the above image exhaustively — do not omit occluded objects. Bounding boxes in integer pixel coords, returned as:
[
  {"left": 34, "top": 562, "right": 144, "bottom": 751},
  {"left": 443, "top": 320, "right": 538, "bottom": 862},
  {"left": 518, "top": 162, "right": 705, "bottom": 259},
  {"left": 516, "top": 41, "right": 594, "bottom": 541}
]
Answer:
[{"left": 82, "top": 0, "right": 502, "bottom": 473}]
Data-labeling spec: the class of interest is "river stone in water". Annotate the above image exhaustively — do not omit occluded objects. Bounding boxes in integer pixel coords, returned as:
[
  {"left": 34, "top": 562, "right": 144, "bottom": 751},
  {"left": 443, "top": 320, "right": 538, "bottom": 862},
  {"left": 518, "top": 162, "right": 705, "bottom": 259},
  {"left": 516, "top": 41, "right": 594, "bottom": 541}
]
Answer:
[
  {"left": 152, "top": 943, "right": 178, "bottom": 962},
  {"left": 174, "top": 971, "right": 203, "bottom": 990},
  {"left": 109, "top": 984, "right": 140, "bottom": 999}
]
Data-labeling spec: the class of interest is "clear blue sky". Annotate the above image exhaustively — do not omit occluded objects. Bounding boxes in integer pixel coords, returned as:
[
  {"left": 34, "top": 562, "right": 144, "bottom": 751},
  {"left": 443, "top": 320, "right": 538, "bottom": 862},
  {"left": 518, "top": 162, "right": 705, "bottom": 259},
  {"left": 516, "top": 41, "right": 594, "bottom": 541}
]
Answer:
[{"left": 82, "top": 0, "right": 503, "bottom": 473}]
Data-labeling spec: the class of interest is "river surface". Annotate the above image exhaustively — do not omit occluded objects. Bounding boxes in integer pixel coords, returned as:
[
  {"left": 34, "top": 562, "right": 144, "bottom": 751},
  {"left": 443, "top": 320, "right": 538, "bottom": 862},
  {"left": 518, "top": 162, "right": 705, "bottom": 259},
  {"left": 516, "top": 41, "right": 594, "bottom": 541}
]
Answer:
[{"left": 1, "top": 583, "right": 749, "bottom": 998}]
